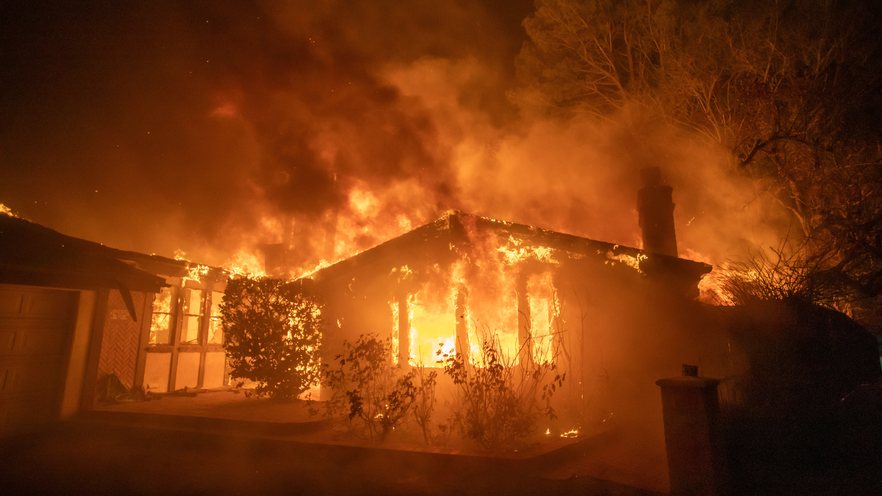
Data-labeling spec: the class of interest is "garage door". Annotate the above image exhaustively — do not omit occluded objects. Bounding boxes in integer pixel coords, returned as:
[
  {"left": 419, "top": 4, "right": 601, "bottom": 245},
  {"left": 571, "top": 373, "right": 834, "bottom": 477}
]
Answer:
[{"left": 0, "top": 286, "right": 78, "bottom": 437}]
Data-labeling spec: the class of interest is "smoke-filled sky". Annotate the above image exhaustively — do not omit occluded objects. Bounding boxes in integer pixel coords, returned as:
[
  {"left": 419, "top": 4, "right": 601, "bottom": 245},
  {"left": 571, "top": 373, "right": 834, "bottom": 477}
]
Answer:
[{"left": 1, "top": 0, "right": 783, "bottom": 271}]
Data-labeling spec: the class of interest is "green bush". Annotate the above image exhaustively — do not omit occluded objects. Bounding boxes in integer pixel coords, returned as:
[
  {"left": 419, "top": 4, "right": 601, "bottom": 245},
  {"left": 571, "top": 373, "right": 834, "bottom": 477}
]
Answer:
[{"left": 220, "top": 277, "right": 322, "bottom": 399}]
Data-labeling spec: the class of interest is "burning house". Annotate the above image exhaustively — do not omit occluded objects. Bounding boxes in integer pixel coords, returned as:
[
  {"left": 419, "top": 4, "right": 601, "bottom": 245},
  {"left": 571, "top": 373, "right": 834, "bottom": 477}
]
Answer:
[{"left": 307, "top": 169, "right": 716, "bottom": 423}]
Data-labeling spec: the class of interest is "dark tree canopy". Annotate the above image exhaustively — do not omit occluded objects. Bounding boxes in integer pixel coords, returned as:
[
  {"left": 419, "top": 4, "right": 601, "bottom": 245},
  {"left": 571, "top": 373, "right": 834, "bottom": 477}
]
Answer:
[{"left": 517, "top": 0, "right": 882, "bottom": 305}]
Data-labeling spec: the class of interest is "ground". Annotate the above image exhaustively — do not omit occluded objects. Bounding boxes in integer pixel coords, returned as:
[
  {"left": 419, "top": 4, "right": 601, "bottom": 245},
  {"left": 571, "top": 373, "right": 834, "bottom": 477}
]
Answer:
[
  {"left": 0, "top": 391, "right": 663, "bottom": 496},
  {"left": 2, "top": 390, "right": 877, "bottom": 495}
]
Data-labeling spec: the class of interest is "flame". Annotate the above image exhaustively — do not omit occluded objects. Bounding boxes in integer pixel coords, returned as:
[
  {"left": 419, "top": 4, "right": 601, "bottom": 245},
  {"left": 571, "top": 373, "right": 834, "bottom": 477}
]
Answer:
[
  {"left": 390, "top": 299, "right": 400, "bottom": 365},
  {"left": 348, "top": 186, "right": 380, "bottom": 218},
  {"left": 183, "top": 263, "right": 210, "bottom": 285},
  {"left": 497, "top": 235, "right": 556, "bottom": 265},
  {"left": 224, "top": 249, "right": 267, "bottom": 278},
  {"left": 407, "top": 272, "right": 458, "bottom": 366},
  {"left": 681, "top": 248, "right": 729, "bottom": 304},
  {"left": 603, "top": 246, "right": 646, "bottom": 273},
  {"left": 696, "top": 261, "right": 759, "bottom": 306},
  {"left": 389, "top": 229, "right": 565, "bottom": 368},
  {"left": 526, "top": 271, "right": 558, "bottom": 364},
  {"left": 0, "top": 203, "right": 17, "bottom": 217},
  {"left": 293, "top": 258, "right": 333, "bottom": 280}
]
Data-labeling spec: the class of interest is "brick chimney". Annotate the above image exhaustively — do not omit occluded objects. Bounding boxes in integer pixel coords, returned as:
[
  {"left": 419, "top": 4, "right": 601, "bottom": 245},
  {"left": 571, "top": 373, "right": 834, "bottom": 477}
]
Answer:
[{"left": 638, "top": 167, "right": 678, "bottom": 257}]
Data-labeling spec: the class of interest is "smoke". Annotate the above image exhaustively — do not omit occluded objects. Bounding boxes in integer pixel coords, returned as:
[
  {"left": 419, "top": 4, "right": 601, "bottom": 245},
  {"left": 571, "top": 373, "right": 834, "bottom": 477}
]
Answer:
[
  {"left": 0, "top": 0, "right": 786, "bottom": 272},
  {"left": 388, "top": 56, "right": 788, "bottom": 266}
]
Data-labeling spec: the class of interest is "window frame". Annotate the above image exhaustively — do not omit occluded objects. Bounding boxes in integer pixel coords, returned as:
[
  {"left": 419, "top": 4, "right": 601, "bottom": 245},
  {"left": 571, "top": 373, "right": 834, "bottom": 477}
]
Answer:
[{"left": 142, "top": 275, "right": 227, "bottom": 392}]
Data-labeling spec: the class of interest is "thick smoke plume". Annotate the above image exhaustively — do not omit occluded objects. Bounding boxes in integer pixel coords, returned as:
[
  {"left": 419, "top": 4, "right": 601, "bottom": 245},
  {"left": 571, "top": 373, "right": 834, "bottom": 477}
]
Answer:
[{"left": 1, "top": 0, "right": 783, "bottom": 273}]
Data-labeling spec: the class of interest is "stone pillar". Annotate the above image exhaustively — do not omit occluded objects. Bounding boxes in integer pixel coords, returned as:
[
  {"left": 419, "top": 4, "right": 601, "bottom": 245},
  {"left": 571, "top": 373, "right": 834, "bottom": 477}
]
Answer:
[{"left": 656, "top": 364, "right": 728, "bottom": 496}]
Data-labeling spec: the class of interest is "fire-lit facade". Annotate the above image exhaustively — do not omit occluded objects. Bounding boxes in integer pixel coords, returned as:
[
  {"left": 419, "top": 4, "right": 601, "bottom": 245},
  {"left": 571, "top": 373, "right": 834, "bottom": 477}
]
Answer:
[
  {"left": 0, "top": 213, "right": 164, "bottom": 436},
  {"left": 0, "top": 213, "right": 231, "bottom": 437},
  {"left": 309, "top": 211, "right": 711, "bottom": 413}
]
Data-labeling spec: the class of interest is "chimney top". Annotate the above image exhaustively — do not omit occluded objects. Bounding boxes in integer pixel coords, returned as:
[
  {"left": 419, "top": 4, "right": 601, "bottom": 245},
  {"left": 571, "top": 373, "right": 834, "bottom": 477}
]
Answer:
[
  {"left": 637, "top": 166, "right": 678, "bottom": 257},
  {"left": 640, "top": 166, "right": 663, "bottom": 187}
]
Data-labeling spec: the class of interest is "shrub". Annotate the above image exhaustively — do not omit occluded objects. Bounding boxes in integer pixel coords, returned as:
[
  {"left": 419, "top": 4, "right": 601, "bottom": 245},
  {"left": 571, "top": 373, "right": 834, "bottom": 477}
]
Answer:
[
  {"left": 220, "top": 277, "right": 322, "bottom": 399},
  {"left": 412, "top": 365, "right": 438, "bottom": 444},
  {"left": 321, "top": 334, "right": 439, "bottom": 443},
  {"left": 442, "top": 338, "right": 564, "bottom": 451},
  {"left": 712, "top": 241, "right": 851, "bottom": 308}
]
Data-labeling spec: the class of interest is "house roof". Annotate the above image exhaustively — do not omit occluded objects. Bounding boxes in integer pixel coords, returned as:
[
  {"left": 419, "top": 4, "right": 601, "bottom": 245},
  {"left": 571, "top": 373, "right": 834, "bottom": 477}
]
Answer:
[
  {"left": 311, "top": 210, "right": 712, "bottom": 286},
  {"left": 0, "top": 213, "right": 171, "bottom": 293}
]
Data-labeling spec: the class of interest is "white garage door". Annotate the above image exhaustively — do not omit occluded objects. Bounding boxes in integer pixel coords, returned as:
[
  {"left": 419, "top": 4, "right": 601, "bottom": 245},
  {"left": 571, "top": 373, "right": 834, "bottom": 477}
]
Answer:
[{"left": 0, "top": 285, "right": 78, "bottom": 437}]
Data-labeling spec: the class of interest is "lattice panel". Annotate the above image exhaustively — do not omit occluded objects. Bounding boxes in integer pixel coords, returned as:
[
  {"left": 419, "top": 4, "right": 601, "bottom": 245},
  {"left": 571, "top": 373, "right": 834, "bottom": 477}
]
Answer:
[{"left": 97, "top": 290, "right": 146, "bottom": 389}]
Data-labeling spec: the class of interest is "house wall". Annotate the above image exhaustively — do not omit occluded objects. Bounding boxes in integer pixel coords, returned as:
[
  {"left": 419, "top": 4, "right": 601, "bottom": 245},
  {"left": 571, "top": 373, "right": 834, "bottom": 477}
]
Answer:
[{"left": 60, "top": 290, "right": 96, "bottom": 417}]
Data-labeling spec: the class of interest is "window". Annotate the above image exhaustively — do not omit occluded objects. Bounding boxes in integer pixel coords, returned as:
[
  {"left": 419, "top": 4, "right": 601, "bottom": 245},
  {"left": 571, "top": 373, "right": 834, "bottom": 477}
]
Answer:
[
  {"left": 180, "top": 289, "right": 203, "bottom": 344},
  {"left": 149, "top": 287, "right": 174, "bottom": 345},
  {"left": 207, "top": 291, "right": 224, "bottom": 345},
  {"left": 142, "top": 276, "right": 227, "bottom": 393}
]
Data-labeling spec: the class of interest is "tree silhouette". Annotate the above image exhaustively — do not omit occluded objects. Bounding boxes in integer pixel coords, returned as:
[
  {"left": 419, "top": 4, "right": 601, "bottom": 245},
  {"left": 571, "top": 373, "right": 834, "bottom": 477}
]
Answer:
[{"left": 517, "top": 0, "right": 882, "bottom": 305}]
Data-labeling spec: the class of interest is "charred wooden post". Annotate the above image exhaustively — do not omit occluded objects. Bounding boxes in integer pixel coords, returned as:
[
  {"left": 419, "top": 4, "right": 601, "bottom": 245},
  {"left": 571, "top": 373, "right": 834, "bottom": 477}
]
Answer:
[
  {"left": 397, "top": 292, "right": 410, "bottom": 366},
  {"left": 454, "top": 286, "right": 469, "bottom": 359},
  {"left": 516, "top": 273, "right": 533, "bottom": 366},
  {"left": 638, "top": 167, "right": 678, "bottom": 257},
  {"left": 657, "top": 365, "right": 729, "bottom": 496}
]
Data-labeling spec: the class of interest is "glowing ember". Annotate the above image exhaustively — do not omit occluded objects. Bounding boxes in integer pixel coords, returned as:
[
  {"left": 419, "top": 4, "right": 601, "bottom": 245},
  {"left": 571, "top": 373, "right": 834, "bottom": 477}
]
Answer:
[{"left": 559, "top": 428, "right": 580, "bottom": 439}]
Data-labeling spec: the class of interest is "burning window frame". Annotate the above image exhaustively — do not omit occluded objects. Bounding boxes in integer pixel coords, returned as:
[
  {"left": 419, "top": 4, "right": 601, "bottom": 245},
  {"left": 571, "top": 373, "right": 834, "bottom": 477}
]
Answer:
[{"left": 141, "top": 262, "right": 228, "bottom": 393}]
